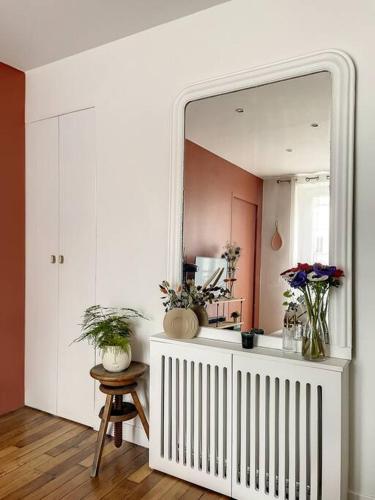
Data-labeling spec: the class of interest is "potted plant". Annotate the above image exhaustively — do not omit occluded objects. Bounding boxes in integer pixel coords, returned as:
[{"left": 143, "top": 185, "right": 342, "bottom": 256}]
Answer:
[
  {"left": 74, "top": 305, "right": 145, "bottom": 372},
  {"left": 230, "top": 310, "right": 240, "bottom": 323}
]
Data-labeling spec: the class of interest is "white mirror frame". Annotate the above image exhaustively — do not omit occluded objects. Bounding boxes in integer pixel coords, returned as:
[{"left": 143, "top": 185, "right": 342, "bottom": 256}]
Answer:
[{"left": 167, "top": 50, "right": 355, "bottom": 360}]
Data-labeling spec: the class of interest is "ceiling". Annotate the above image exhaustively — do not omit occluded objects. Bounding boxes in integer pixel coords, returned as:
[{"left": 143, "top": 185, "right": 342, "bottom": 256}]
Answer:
[
  {"left": 185, "top": 72, "right": 331, "bottom": 178},
  {"left": 0, "top": 0, "right": 227, "bottom": 70}
]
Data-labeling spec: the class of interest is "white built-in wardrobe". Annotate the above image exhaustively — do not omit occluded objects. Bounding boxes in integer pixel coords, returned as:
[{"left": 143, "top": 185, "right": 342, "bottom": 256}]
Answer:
[{"left": 26, "top": 108, "right": 96, "bottom": 426}]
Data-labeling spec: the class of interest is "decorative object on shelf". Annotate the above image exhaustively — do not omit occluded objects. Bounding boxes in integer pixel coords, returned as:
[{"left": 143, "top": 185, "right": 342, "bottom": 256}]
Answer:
[
  {"left": 231, "top": 310, "right": 240, "bottom": 323},
  {"left": 74, "top": 305, "right": 146, "bottom": 372},
  {"left": 281, "top": 263, "right": 344, "bottom": 361},
  {"left": 191, "top": 305, "right": 209, "bottom": 326},
  {"left": 282, "top": 289, "right": 306, "bottom": 352},
  {"left": 159, "top": 280, "right": 200, "bottom": 337},
  {"left": 212, "top": 297, "right": 245, "bottom": 329},
  {"left": 271, "top": 220, "right": 283, "bottom": 251},
  {"left": 159, "top": 271, "right": 229, "bottom": 336},
  {"left": 163, "top": 307, "right": 199, "bottom": 339},
  {"left": 241, "top": 330, "right": 254, "bottom": 349},
  {"left": 221, "top": 242, "right": 241, "bottom": 297},
  {"left": 282, "top": 311, "right": 297, "bottom": 352}
]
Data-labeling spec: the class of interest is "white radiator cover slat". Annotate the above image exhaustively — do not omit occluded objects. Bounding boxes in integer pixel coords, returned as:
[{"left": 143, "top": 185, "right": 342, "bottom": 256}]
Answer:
[
  {"left": 150, "top": 335, "right": 349, "bottom": 500},
  {"left": 150, "top": 340, "right": 233, "bottom": 495}
]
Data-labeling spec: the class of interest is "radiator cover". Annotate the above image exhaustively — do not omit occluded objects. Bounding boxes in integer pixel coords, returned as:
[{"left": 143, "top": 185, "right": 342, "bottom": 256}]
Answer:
[{"left": 150, "top": 335, "right": 349, "bottom": 500}]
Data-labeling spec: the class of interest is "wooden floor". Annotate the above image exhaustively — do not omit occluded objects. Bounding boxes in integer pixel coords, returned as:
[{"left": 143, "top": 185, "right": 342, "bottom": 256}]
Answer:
[{"left": 0, "top": 407, "right": 227, "bottom": 500}]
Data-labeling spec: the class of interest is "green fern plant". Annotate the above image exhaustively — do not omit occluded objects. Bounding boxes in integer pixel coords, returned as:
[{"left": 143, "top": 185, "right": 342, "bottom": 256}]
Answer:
[{"left": 74, "top": 305, "right": 146, "bottom": 353}]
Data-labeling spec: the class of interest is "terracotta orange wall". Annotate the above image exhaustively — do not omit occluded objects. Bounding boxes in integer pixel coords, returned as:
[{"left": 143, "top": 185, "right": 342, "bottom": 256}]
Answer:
[
  {"left": 0, "top": 63, "right": 25, "bottom": 415},
  {"left": 183, "top": 139, "right": 263, "bottom": 324}
]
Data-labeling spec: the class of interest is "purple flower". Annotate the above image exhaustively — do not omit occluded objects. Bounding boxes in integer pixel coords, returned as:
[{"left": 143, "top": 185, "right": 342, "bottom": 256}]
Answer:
[
  {"left": 290, "top": 271, "right": 307, "bottom": 288},
  {"left": 312, "top": 263, "right": 337, "bottom": 277}
]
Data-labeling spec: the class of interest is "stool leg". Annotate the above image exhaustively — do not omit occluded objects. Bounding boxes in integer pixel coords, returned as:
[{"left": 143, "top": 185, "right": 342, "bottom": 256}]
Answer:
[
  {"left": 91, "top": 394, "right": 113, "bottom": 477},
  {"left": 131, "top": 390, "right": 149, "bottom": 439},
  {"left": 114, "top": 395, "right": 123, "bottom": 448}
]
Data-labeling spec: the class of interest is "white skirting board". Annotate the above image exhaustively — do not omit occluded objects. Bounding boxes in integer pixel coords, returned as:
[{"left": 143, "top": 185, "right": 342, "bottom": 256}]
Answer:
[{"left": 348, "top": 491, "right": 375, "bottom": 500}]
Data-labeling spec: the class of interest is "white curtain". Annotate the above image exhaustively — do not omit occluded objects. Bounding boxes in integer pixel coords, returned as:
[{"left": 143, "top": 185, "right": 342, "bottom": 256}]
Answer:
[{"left": 292, "top": 175, "right": 330, "bottom": 265}]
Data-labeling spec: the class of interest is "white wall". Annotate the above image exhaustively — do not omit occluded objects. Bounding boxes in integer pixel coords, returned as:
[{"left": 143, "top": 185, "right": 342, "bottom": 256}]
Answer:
[
  {"left": 26, "top": 1, "right": 375, "bottom": 498},
  {"left": 259, "top": 179, "right": 292, "bottom": 334}
]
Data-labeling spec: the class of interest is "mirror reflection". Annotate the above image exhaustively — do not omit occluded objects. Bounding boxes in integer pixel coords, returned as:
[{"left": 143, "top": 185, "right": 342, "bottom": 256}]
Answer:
[{"left": 182, "top": 72, "right": 331, "bottom": 335}]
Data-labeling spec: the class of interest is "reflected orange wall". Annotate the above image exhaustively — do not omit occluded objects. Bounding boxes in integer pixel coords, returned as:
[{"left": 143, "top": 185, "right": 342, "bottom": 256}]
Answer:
[
  {"left": 0, "top": 63, "right": 25, "bottom": 415},
  {"left": 183, "top": 140, "right": 263, "bottom": 327}
]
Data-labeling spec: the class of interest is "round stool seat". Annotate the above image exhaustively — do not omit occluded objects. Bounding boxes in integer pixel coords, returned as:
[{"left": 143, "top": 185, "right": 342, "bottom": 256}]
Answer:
[
  {"left": 99, "top": 383, "right": 137, "bottom": 395},
  {"left": 90, "top": 362, "right": 147, "bottom": 387},
  {"left": 99, "top": 401, "right": 137, "bottom": 423}
]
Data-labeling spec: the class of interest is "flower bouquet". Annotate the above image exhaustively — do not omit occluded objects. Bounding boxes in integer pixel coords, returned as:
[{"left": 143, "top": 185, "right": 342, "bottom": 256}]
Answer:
[
  {"left": 281, "top": 263, "right": 344, "bottom": 361},
  {"left": 221, "top": 242, "right": 241, "bottom": 297}
]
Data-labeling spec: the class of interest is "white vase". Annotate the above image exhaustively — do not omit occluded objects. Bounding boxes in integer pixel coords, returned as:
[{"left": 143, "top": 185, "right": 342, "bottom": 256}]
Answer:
[{"left": 102, "top": 346, "right": 131, "bottom": 372}]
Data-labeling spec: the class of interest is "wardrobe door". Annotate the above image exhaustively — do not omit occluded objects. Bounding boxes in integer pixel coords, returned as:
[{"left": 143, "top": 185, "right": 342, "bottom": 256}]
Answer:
[
  {"left": 25, "top": 118, "right": 59, "bottom": 414},
  {"left": 57, "top": 108, "right": 96, "bottom": 426}
]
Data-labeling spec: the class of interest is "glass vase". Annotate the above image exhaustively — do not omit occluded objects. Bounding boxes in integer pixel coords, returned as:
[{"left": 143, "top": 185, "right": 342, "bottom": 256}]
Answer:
[
  {"left": 302, "top": 303, "right": 327, "bottom": 361},
  {"left": 282, "top": 313, "right": 296, "bottom": 352}
]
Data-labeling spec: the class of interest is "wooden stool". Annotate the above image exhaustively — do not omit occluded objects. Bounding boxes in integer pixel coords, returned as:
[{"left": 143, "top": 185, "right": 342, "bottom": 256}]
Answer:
[{"left": 90, "top": 362, "right": 149, "bottom": 477}]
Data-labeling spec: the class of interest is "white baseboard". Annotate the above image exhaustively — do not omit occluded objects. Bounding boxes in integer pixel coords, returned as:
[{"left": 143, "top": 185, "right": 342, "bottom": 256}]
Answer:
[
  {"left": 349, "top": 490, "right": 375, "bottom": 500},
  {"left": 123, "top": 421, "right": 149, "bottom": 449}
]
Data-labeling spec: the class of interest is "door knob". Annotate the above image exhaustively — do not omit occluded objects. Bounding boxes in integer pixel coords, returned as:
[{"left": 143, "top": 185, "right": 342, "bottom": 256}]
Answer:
[
  {"left": 50, "top": 255, "right": 56, "bottom": 264},
  {"left": 58, "top": 255, "right": 64, "bottom": 264}
]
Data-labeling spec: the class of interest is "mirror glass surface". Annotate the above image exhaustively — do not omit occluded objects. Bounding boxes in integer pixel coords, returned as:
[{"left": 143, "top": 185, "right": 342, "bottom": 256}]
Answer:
[{"left": 183, "top": 72, "right": 331, "bottom": 335}]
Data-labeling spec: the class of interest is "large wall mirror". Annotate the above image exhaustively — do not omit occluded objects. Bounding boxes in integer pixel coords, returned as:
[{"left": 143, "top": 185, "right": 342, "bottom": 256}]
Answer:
[
  {"left": 169, "top": 51, "right": 354, "bottom": 359},
  {"left": 184, "top": 72, "right": 331, "bottom": 336}
]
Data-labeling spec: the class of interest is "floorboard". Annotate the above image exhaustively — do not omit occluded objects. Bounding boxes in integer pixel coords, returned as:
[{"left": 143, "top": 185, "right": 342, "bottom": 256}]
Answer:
[{"left": 0, "top": 408, "right": 228, "bottom": 499}]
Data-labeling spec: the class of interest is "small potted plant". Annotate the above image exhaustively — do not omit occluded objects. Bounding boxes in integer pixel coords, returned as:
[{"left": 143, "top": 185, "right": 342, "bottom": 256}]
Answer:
[
  {"left": 74, "top": 305, "right": 145, "bottom": 372},
  {"left": 230, "top": 310, "right": 240, "bottom": 323}
]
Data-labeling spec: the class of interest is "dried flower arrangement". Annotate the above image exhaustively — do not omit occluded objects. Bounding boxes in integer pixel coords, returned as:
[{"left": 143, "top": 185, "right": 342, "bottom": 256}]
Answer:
[{"left": 159, "top": 268, "right": 229, "bottom": 313}]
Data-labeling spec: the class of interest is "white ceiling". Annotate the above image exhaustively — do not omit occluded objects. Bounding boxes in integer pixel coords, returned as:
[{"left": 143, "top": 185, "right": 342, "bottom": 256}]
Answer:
[
  {"left": 0, "top": 0, "right": 227, "bottom": 70},
  {"left": 186, "top": 72, "right": 331, "bottom": 178}
]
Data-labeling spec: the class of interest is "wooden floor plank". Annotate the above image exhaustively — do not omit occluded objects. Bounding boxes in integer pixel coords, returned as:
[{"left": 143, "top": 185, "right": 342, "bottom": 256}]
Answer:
[
  {"left": 0, "top": 410, "right": 44, "bottom": 437},
  {"left": 64, "top": 448, "right": 148, "bottom": 500},
  {"left": 78, "top": 437, "right": 113, "bottom": 467},
  {"left": 127, "top": 462, "right": 153, "bottom": 484},
  {"left": 164, "top": 478, "right": 192, "bottom": 498},
  {"left": 21, "top": 465, "right": 86, "bottom": 500},
  {"left": 140, "top": 474, "right": 179, "bottom": 500},
  {"left": 107, "top": 470, "right": 164, "bottom": 500},
  {"left": 0, "top": 448, "right": 17, "bottom": 460},
  {"left": 179, "top": 483, "right": 206, "bottom": 499},
  {"left": 0, "top": 414, "right": 53, "bottom": 446},
  {"left": 46, "top": 427, "right": 93, "bottom": 457},
  {"left": 42, "top": 442, "right": 138, "bottom": 499},
  {"left": 2, "top": 471, "right": 55, "bottom": 500},
  {"left": 0, "top": 422, "right": 82, "bottom": 476},
  {"left": 0, "top": 468, "right": 42, "bottom": 498},
  {"left": 0, "top": 408, "right": 228, "bottom": 500}
]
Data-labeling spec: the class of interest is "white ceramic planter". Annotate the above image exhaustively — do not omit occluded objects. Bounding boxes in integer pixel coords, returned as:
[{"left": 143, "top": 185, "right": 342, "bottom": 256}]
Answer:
[{"left": 102, "top": 346, "right": 132, "bottom": 372}]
